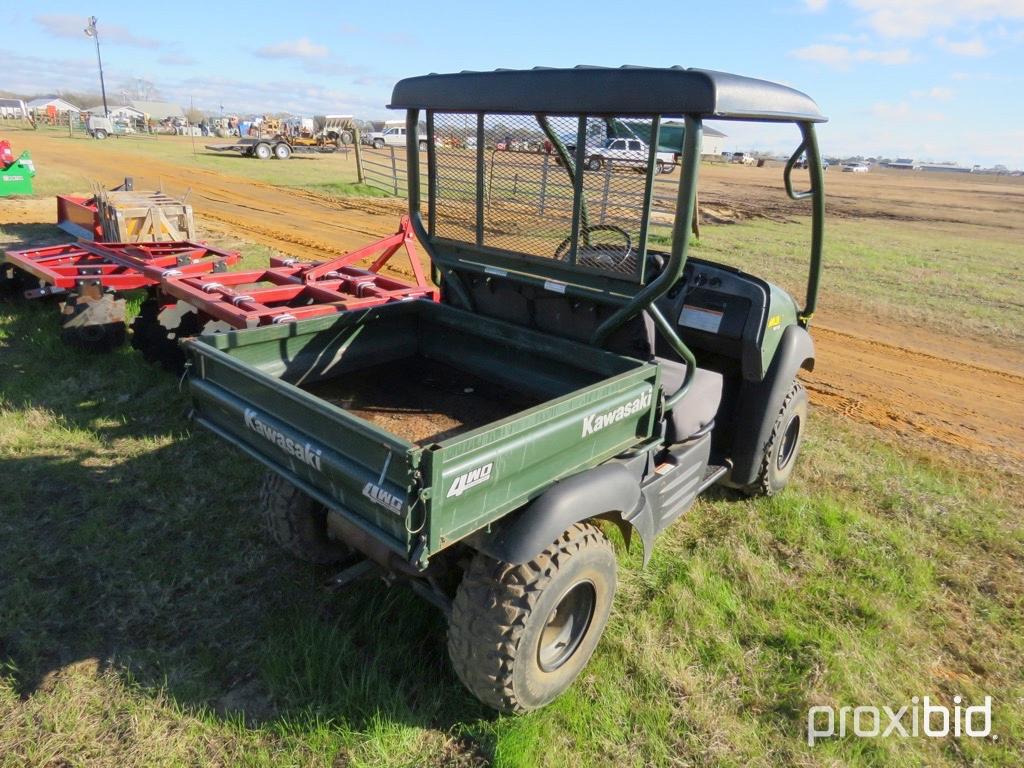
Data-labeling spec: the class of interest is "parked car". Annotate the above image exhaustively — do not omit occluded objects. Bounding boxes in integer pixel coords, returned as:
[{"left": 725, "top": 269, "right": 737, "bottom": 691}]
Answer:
[
  {"left": 586, "top": 137, "right": 676, "bottom": 173},
  {"left": 730, "top": 151, "right": 756, "bottom": 166},
  {"left": 367, "top": 125, "right": 429, "bottom": 152},
  {"left": 842, "top": 162, "right": 870, "bottom": 173}
]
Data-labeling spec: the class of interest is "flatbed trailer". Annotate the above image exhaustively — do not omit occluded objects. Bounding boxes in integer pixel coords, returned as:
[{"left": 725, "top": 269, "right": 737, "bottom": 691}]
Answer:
[{"left": 205, "top": 136, "right": 344, "bottom": 160}]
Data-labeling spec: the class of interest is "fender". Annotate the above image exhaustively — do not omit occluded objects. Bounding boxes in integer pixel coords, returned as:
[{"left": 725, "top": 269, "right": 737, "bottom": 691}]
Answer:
[
  {"left": 471, "top": 460, "right": 645, "bottom": 565},
  {"left": 726, "top": 324, "right": 815, "bottom": 487}
]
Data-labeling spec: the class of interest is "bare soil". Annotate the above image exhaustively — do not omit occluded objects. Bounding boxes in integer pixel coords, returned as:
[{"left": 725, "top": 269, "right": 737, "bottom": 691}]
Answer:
[
  {"left": 4, "top": 131, "right": 1023, "bottom": 471},
  {"left": 304, "top": 357, "right": 539, "bottom": 445}
]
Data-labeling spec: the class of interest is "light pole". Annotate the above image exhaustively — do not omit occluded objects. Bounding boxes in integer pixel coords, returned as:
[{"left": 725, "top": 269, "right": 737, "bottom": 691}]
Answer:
[{"left": 83, "top": 16, "right": 108, "bottom": 117}]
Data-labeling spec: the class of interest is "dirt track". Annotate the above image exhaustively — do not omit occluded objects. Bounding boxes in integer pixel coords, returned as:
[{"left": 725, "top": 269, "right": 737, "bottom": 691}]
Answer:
[{"left": 4, "top": 134, "right": 1023, "bottom": 472}]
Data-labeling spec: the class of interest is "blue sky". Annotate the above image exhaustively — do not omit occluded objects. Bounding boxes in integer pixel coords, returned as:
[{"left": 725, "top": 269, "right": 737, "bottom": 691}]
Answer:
[{"left": 4, "top": 0, "right": 1023, "bottom": 166}]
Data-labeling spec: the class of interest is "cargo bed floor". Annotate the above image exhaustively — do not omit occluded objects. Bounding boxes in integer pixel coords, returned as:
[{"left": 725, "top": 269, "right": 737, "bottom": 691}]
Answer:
[{"left": 303, "top": 356, "right": 541, "bottom": 445}]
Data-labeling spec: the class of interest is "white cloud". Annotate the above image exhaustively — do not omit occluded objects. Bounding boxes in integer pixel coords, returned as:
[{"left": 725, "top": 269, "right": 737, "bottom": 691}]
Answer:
[
  {"left": 911, "top": 86, "right": 956, "bottom": 100},
  {"left": 254, "top": 37, "right": 329, "bottom": 60},
  {"left": 158, "top": 52, "right": 197, "bottom": 66},
  {"left": 34, "top": 13, "right": 160, "bottom": 47},
  {"left": 789, "top": 43, "right": 912, "bottom": 68},
  {"left": 805, "top": 0, "right": 829, "bottom": 11},
  {"left": 849, "top": 0, "right": 1024, "bottom": 38},
  {"left": 935, "top": 35, "right": 991, "bottom": 54},
  {"left": 871, "top": 100, "right": 947, "bottom": 122}
]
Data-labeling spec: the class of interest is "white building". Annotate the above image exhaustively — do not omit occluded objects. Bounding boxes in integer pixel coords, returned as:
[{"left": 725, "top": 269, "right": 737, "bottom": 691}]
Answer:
[
  {"left": 84, "top": 105, "right": 145, "bottom": 121},
  {"left": 701, "top": 125, "right": 727, "bottom": 156},
  {"left": 26, "top": 97, "right": 80, "bottom": 114}
]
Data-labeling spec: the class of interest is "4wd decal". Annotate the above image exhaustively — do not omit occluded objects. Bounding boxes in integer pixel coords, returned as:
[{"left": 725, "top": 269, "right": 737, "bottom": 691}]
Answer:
[
  {"left": 447, "top": 462, "right": 494, "bottom": 498},
  {"left": 244, "top": 408, "right": 323, "bottom": 471},
  {"left": 581, "top": 388, "right": 652, "bottom": 437},
  {"left": 362, "top": 482, "right": 404, "bottom": 515}
]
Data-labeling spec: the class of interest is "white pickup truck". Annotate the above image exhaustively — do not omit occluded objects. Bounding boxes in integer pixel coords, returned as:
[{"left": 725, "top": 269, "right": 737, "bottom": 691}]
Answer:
[
  {"left": 585, "top": 138, "right": 677, "bottom": 174},
  {"left": 367, "top": 125, "right": 429, "bottom": 151}
]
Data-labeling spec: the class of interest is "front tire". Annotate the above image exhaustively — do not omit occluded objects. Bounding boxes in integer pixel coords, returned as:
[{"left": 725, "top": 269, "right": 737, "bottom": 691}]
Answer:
[
  {"left": 260, "top": 472, "right": 353, "bottom": 564},
  {"left": 587, "top": 156, "right": 603, "bottom": 171},
  {"left": 744, "top": 381, "right": 808, "bottom": 496},
  {"left": 254, "top": 142, "right": 272, "bottom": 160},
  {"left": 373, "top": 138, "right": 384, "bottom": 149},
  {"left": 447, "top": 522, "right": 616, "bottom": 712}
]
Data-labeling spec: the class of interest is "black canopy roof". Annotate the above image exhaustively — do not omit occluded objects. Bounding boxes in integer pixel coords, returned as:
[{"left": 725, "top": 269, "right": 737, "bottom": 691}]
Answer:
[{"left": 389, "top": 66, "right": 826, "bottom": 123}]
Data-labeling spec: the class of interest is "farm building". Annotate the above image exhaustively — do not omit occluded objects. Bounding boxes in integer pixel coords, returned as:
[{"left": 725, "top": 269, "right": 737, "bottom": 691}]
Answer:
[
  {"left": 84, "top": 105, "right": 145, "bottom": 121},
  {"left": 883, "top": 158, "right": 919, "bottom": 170},
  {"left": 26, "top": 97, "right": 80, "bottom": 114},
  {"left": 130, "top": 101, "right": 185, "bottom": 121},
  {"left": 700, "top": 125, "right": 727, "bottom": 156}
]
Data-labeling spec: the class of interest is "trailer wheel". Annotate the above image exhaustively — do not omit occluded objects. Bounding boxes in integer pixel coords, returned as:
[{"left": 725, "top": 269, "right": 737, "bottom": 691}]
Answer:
[
  {"left": 447, "top": 522, "right": 616, "bottom": 712},
  {"left": 93, "top": 129, "right": 108, "bottom": 140},
  {"left": 339, "top": 130, "right": 353, "bottom": 145},
  {"left": 260, "top": 472, "right": 353, "bottom": 565},
  {"left": 418, "top": 139, "right": 428, "bottom": 152},
  {"left": 744, "top": 380, "right": 808, "bottom": 497},
  {"left": 274, "top": 142, "right": 292, "bottom": 160},
  {"left": 254, "top": 142, "right": 272, "bottom": 160}
]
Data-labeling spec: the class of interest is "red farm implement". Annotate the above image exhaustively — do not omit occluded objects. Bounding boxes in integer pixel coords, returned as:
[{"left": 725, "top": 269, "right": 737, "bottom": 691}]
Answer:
[
  {"left": 131, "top": 216, "right": 435, "bottom": 370},
  {"left": 56, "top": 178, "right": 197, "bottom": 243},
  {"left": 3, "top": 216, "right": 434, "bottom": 360},
  {"left": 1, "top": 240, "right": 241, "bottom": 351}
]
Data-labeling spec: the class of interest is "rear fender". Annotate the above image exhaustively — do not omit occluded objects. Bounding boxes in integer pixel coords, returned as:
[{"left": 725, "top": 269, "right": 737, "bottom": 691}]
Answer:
[
  {"left": 726, "top": 324, "right": 814, "bottom": 487},
  {"left": 470, "top": 460, "right": 648, "bottom": 565}
]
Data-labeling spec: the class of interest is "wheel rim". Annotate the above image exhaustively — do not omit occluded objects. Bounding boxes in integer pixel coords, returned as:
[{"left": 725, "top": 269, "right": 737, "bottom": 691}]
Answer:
[
  {"left": 537, "top": 580, "right": 596, "bottom": 672},
  {"left": 777, "top": 414, "right": 801, "bottom": 471}
]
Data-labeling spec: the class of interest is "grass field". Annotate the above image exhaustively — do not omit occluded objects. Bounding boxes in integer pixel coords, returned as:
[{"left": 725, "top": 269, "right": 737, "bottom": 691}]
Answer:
[
  {"left": 1, "top": 294, "right": 1021, "bottom": 767},
  {"left": 1, "top": 132, "right": 1022, "bottom": 766}
]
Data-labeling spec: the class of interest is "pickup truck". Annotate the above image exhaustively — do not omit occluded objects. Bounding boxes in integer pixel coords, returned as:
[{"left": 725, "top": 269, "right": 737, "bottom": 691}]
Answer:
[
  {"left": 586, "top": 137, "right": 677, "bottom": 173},
  {"left": 367, "top": 125, "right": 429, "bottom": 152}
]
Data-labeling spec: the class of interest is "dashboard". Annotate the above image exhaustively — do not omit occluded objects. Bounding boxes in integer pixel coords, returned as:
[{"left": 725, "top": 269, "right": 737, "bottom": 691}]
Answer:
[{"left": 655, "top": 256, "right": 773, "bottom": 380}]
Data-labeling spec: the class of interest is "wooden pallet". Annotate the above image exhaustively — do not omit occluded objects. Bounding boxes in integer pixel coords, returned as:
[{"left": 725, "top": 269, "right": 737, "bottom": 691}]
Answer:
[{"left": 96, "top": 188, "right": 196, "bottom": 242}]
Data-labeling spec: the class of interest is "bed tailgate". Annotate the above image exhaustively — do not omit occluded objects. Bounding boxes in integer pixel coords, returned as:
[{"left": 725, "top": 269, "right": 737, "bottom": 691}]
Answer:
[{"left": 184, "top": 339, "right": 424, "bottom": 554}]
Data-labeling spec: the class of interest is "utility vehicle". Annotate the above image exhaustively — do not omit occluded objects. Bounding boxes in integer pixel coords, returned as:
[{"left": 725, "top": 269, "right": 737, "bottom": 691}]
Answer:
[{"left": 183, "top": 66, "right": 826, "bottom": 712}]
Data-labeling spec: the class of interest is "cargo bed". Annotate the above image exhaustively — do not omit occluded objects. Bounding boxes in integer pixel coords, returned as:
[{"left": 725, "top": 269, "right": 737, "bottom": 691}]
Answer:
[{"left": 185, "top": 300, "right": 661, "bottom": 566}]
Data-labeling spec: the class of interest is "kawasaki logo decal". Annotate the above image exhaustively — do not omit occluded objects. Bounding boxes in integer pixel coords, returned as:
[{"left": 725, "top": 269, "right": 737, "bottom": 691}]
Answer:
[
  {"left": 582, "top": 389, "right": 652, "bottom": 437},
  {"left": 447, "top": 462, "right": 494, "bottom": 498},
  {"left": 244, "top": 408, "right": 323, "bottom": 471},
  {"left": 362, "top": 482, "right": 403, "bottom": 515}
]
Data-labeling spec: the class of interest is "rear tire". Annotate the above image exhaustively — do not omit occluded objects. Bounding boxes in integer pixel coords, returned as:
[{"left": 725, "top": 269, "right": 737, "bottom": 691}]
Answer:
[
  {"left": 447, "top": 522, "right": 616, "bottom": 712},
  {"left": 273, "top": 142, "right": 292, "bottom": 160},
  {"left": 93, "top": 129, "right": 108, "bottom": 140},
  {"left": 744, "top": 381, "right": 808, "bottom": 496},
  {"left": 260, "top": 472, "right": 353, "bottom": 565},
  {"left": 254, "top": 142, "right": 272, "bottom": 160}
]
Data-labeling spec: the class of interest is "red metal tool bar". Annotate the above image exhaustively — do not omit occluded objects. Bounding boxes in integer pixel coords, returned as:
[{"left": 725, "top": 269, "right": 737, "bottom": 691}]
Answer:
[
  {"left": 3, "top": 241, "right": 241, "bottom": 298},
  {"left": 156, "top": 217, "right": 436, "bottom": 329}
]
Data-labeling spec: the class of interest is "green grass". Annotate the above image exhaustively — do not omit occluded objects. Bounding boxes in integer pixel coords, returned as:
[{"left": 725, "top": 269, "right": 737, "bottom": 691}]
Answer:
[
  {"left": 683, "top": 216, "right": 1024, "bottom": 343},
  {"left": 25, "top": 125, "right": 372, "bottom": 198},
  {"left": 0, "top": 292, "right": 1021, "bottom": 766}
]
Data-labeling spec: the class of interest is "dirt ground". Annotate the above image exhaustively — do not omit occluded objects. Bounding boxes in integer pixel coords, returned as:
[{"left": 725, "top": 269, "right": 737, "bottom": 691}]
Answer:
[{"left": 3, "top": 131, "right": 1023, "bottom": 472}]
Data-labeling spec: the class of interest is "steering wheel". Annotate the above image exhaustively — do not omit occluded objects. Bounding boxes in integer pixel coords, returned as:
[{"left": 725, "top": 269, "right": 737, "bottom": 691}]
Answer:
[{"left": 554, "top": 224, "right": 633, "bottom": 270}]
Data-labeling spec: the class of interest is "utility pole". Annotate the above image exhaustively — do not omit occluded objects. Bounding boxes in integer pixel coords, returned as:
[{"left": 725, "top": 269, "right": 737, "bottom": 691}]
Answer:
[{"left": 83, "top": 16, "right": 108, "bottom": 116}]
